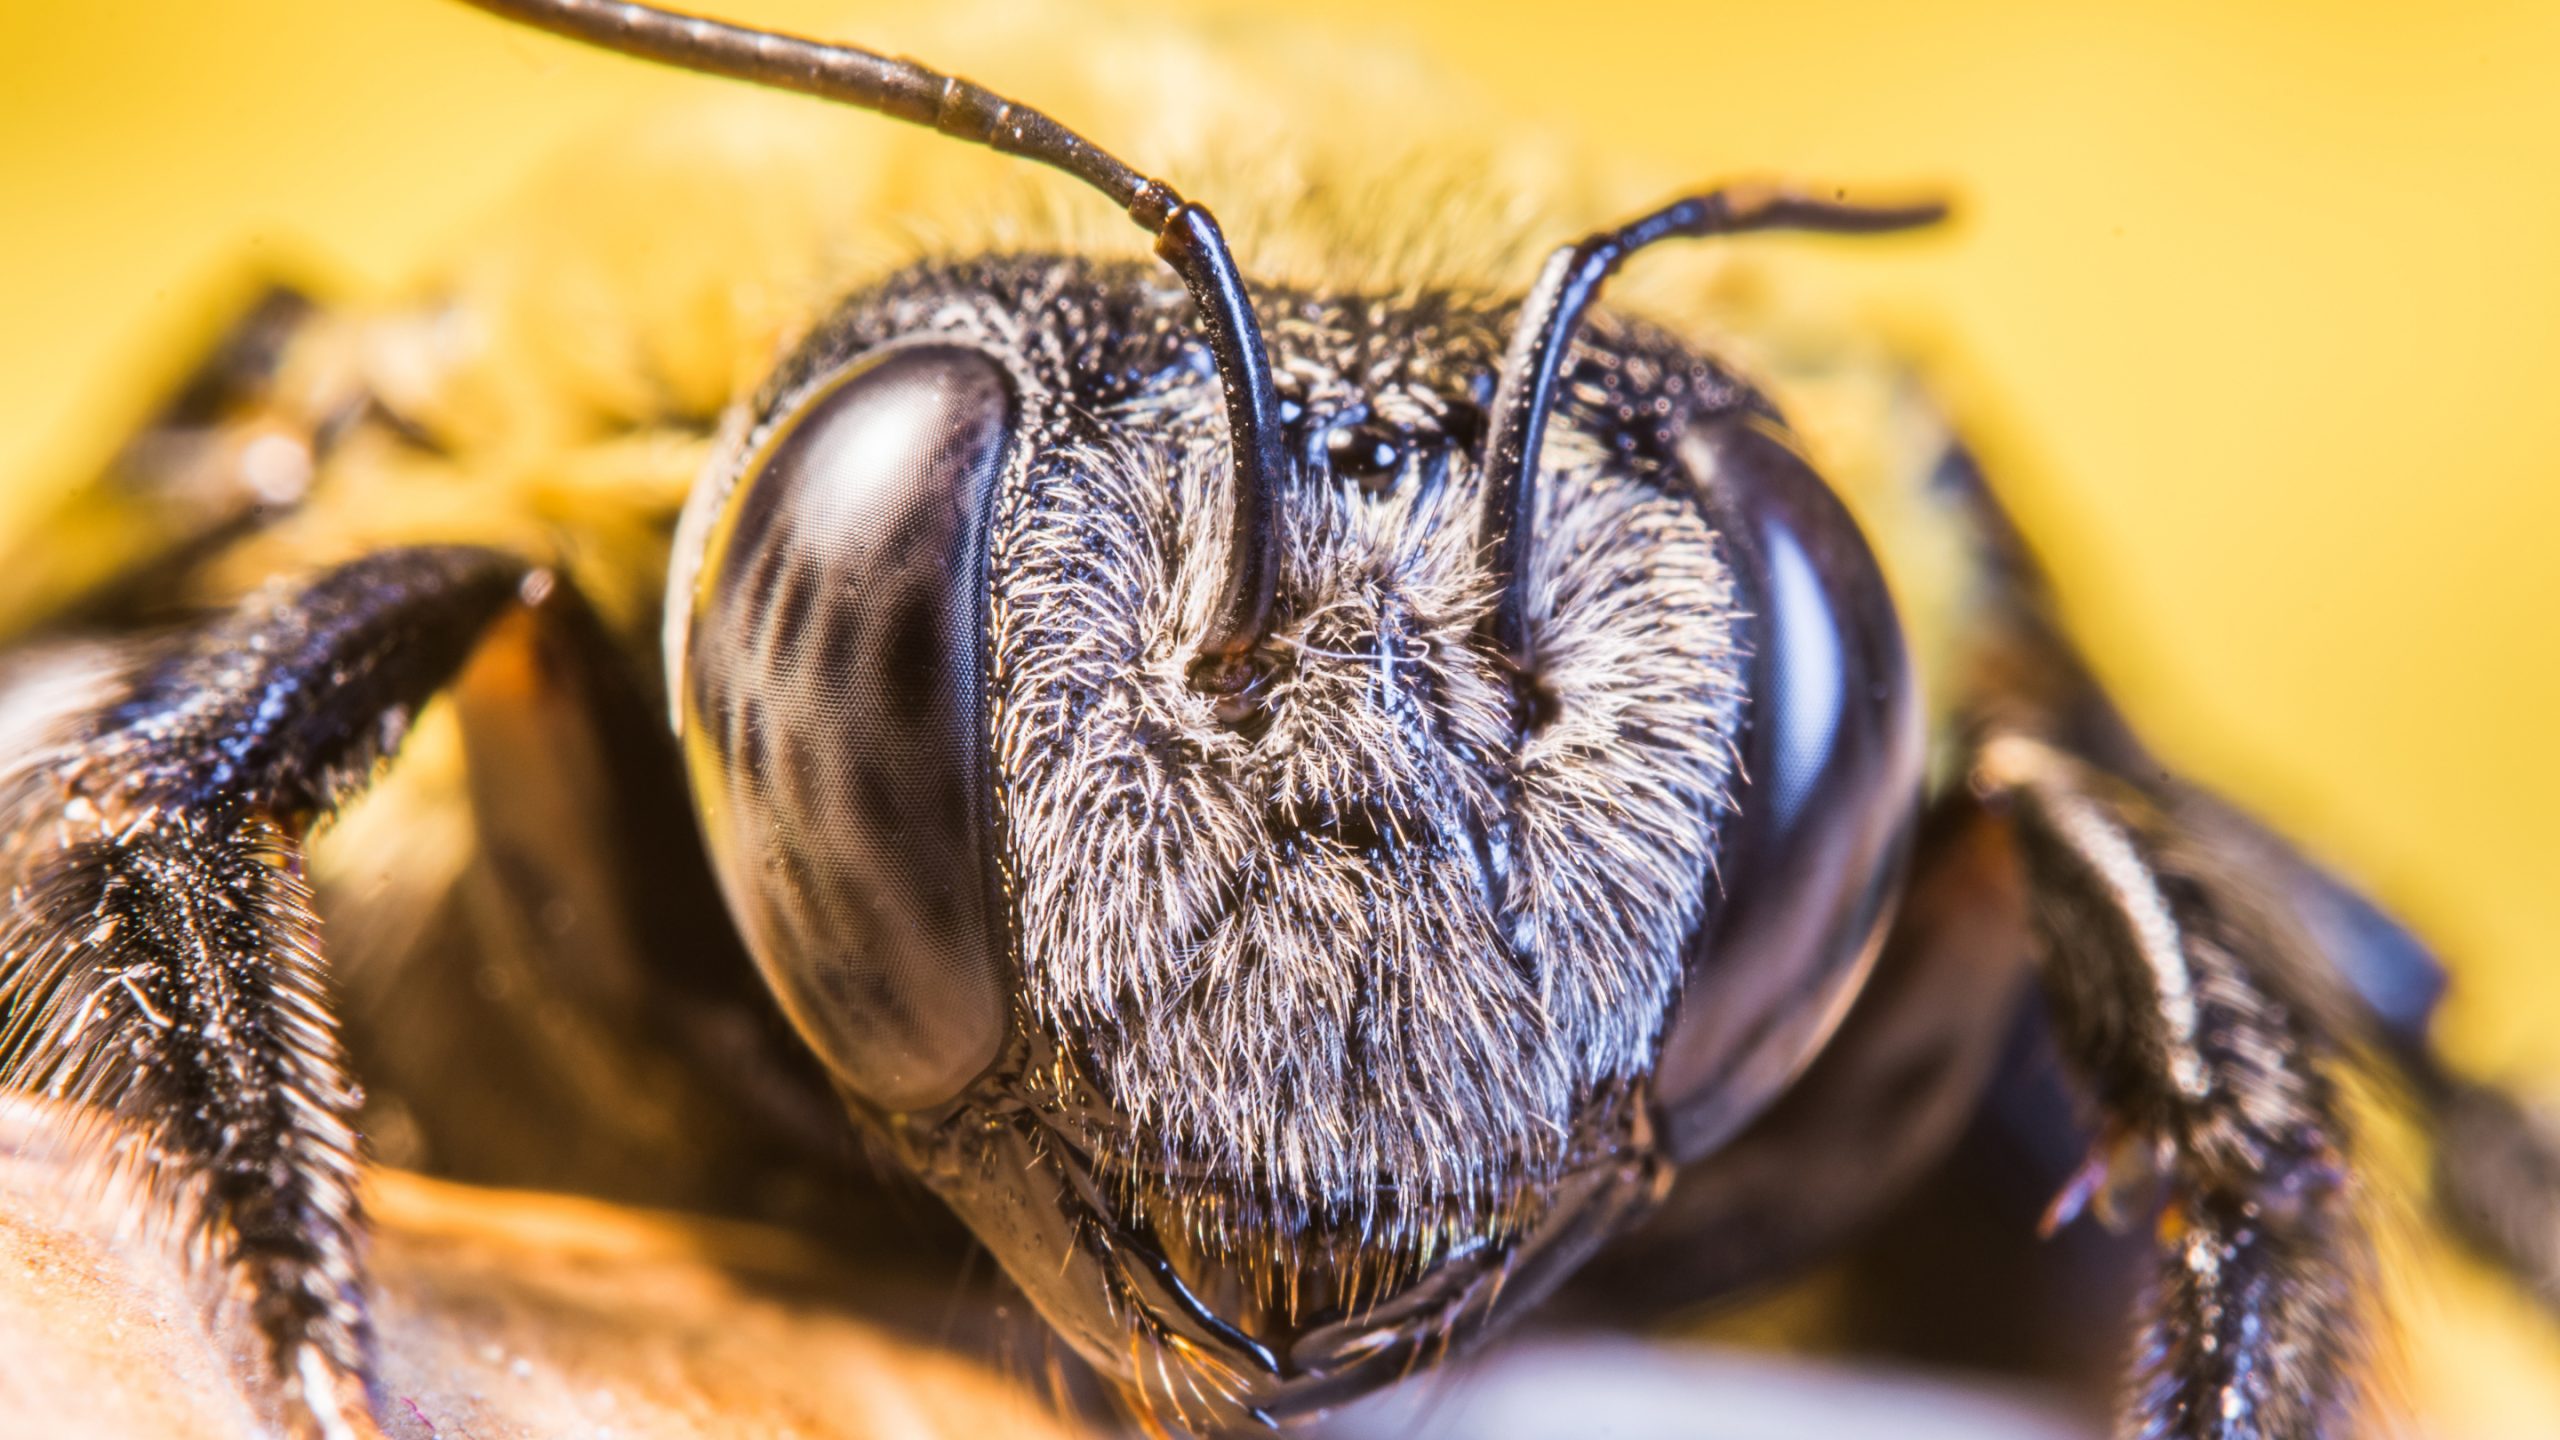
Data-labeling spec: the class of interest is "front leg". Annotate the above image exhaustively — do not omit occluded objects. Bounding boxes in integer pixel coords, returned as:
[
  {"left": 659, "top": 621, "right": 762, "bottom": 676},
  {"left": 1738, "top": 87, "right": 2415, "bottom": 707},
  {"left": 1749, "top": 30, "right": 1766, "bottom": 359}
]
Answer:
[
  {"left": 0, "top": 547, "right": 532, "bottom": 1437},
  {"left": 1972, "top": 730, "right": 2362, "bottom": 1439}
]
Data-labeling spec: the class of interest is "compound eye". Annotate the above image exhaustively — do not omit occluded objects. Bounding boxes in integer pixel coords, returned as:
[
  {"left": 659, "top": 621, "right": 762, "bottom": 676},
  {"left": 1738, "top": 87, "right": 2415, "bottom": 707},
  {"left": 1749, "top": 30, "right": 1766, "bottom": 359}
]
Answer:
[
  {"left": 1651, "top": 414, "right": 1923, "bottom": 1162},
  {"left": 678, "top": 344, "right": 1017, "bottom": 1113}
]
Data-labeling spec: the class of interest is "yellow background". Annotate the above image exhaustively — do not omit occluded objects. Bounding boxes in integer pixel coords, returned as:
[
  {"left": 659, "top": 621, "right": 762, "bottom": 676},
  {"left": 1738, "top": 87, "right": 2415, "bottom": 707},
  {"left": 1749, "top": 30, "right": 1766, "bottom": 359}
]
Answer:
[{"left": 1, "top": 0, "right": 2555, "bottom": 1432}]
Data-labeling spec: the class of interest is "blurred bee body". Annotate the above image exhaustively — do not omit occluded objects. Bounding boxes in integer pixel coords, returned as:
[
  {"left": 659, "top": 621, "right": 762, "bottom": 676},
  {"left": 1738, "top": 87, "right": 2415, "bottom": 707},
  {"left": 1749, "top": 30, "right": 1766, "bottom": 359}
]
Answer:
[{"left": 3, "top": 5, "right": 2554, "bottom": 1439}]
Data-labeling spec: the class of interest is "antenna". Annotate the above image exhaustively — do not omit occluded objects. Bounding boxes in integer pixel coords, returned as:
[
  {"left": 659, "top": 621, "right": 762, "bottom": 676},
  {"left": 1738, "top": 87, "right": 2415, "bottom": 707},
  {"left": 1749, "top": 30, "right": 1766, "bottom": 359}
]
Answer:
[
  {"left": 457, "top": 0, "right": 1285, "bottom": 689},
  {"left": 1479, "top": 184, "right": 1946, "bottom": 674}
]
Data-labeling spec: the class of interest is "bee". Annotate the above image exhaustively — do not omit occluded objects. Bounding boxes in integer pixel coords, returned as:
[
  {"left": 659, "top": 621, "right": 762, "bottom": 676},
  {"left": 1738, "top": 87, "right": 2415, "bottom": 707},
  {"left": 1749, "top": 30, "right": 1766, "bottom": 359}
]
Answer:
[{"left": 2, "top": 2, "right": 2555, "bottom": 1437}]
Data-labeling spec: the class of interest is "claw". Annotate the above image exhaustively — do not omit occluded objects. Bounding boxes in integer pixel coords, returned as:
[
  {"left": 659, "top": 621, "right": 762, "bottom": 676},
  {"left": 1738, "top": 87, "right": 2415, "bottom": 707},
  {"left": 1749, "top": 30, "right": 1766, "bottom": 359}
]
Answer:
[{"left": 2038, "top": 1121, "right": 2157, "bottom": 1238}]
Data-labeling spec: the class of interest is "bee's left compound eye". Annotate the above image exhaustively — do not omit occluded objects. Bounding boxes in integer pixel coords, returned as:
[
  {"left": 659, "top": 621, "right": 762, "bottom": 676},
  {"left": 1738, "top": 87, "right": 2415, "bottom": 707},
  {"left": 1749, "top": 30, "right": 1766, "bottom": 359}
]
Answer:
[{"left": 675, "top": 344, "right": 1018, "bottom": 1113}]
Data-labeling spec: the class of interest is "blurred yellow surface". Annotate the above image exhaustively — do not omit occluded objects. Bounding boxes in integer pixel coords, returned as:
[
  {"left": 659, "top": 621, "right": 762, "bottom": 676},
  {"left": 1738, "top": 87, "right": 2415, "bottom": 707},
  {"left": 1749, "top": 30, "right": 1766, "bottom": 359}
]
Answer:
[{"left": 1, "top": 1, "right": 2555, "bottom": 1434}]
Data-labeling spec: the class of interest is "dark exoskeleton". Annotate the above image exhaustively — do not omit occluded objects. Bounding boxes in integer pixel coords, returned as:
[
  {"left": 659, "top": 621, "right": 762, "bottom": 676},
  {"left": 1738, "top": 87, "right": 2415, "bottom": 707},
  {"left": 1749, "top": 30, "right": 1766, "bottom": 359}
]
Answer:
[{"left": 2, "top": 3, "right": 2556, "bottom": 1438}]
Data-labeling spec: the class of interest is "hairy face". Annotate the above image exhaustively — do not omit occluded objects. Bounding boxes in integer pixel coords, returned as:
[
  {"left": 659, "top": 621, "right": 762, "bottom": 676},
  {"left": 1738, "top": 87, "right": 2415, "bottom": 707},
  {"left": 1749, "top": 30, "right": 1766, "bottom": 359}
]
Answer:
[{"left": 992, "top": 295, "right": 1747, "bottom": 1259}]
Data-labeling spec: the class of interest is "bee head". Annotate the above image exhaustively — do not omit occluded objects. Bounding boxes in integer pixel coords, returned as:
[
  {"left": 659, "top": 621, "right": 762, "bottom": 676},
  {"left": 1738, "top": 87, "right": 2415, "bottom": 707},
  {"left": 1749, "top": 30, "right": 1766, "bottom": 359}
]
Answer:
[
  {"left": 475, "top": 0, "right": 1929, "bottom": 1422},
  {"left": 673, "top": 254, "right": 1916, "bottom": 1422}
]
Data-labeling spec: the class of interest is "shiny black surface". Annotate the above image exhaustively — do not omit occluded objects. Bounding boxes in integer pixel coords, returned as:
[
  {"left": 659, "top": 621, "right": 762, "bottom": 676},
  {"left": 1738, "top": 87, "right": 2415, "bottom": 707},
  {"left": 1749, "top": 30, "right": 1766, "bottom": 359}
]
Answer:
[
  {"left": 1157, "top": 203, "right": 1288, "bottom": 680},
  {"left": 1653, "top": 412, "right": 1924, "bottom": 1164},
  {"left": 681, "top": 343, "right": 1016, "bottom": 1113}
]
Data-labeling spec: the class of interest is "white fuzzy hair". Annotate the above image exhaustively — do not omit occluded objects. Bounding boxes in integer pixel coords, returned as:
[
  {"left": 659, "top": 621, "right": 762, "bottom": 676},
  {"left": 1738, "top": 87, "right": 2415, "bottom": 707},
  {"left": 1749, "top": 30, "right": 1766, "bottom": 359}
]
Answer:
[{"left": 987, "top": 302, "right": 1746, "bottom": 1262}]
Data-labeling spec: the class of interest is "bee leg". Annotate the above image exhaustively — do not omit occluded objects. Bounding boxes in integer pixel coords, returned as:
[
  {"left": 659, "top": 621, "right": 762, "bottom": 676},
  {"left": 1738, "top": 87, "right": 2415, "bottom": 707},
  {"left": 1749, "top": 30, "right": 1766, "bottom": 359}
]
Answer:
[
  {"left": 2163, "top": 803, "right": 2560, "bottom": 1326},
  {"left": 1932, "top": 434, "right": 2560, "bottom": 1372},
  {"left": 0, "top": 546, "right": 533, "bottom": 1439},
  {"left": 2403, "top": 1036, "right": 2560, "bottom": 1315},
  {"left": 1968, "top": 730, "right": 2364, "bottom": 1440},
  {"left": 2214, "top": 790, "right": 2560, "bottom": 1328},
  {"left": 1915, "top": 443, "right": 2380, "bottom": 1433}
]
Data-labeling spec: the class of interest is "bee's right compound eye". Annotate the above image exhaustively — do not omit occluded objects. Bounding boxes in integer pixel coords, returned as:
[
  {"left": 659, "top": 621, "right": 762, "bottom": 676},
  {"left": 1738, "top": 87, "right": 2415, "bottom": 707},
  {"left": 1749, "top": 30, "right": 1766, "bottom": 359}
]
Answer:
[{"left": 676, "top": 343, "right": 1018, "bottom": 1114}]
